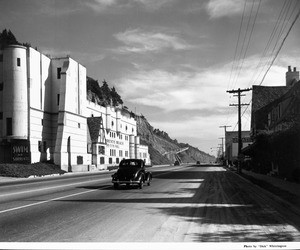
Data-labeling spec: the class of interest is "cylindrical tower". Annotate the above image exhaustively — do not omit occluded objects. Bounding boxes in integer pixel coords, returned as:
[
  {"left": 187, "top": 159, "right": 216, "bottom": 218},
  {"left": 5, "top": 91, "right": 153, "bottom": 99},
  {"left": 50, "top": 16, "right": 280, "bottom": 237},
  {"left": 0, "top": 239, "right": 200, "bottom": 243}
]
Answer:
[
  {"left": 106, "top": 106, "right": 111, "bottom": 132},
  {"left": 0, "top": 50, "right": 3, "bottom": 138},
  {"left": 129, "top": 135, "right": 135, "bottom": 159},
  {"left": 2, "top": 45, "right": 28, "bottom": 139},
  {"left": 116, "top": 109, "right": 121, "bottom": 133},
  {"left": 135, "top": 136, "right": 140, "bottom": 159}
]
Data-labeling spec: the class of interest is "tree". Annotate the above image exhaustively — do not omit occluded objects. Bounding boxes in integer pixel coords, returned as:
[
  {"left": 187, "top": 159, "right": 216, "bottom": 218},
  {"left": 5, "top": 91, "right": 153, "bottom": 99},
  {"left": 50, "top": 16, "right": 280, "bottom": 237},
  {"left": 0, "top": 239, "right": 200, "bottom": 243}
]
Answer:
[
  {"left": 111, "top": 86, "right": 123, "bottom": 106},
  {"left": 100, "top": 80, "right": 112, "bottom": 106},
  {"left": 87, "top": 77, "right": 124, "bottom": 107},
  {"left": 0, "top": 29, "right": 20, "bottom": 49}
]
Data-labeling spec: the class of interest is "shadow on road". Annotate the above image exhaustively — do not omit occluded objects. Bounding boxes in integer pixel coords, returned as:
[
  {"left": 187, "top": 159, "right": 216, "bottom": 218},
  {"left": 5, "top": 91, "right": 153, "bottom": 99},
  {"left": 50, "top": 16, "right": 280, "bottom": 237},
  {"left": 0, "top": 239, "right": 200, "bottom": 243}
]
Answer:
[{"left": 67, "top": 169, "right": 300, "bottom": 241}]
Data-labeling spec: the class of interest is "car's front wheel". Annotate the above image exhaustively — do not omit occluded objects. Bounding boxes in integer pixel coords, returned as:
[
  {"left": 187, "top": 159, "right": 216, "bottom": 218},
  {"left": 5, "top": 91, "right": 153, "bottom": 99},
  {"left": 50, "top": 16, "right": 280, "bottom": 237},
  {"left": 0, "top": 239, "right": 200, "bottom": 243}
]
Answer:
[{"left": 113, "top": 183, "right": 119, "bottom": 189}]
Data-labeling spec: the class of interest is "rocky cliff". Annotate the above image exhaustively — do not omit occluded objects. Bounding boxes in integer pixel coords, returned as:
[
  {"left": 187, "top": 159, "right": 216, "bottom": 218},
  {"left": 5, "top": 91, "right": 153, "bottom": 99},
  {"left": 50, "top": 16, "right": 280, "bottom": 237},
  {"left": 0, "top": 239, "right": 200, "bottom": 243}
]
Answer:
[{"left": 136, "top": 115, "right": 215, "bottom": 165}]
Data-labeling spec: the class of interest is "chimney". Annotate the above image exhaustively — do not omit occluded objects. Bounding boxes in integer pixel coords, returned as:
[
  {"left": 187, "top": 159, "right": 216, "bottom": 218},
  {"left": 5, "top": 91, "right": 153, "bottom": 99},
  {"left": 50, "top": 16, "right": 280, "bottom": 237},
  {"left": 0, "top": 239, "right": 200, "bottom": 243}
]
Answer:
[{"left": 286, "top": 66, "right": 299, "bottom": 87}]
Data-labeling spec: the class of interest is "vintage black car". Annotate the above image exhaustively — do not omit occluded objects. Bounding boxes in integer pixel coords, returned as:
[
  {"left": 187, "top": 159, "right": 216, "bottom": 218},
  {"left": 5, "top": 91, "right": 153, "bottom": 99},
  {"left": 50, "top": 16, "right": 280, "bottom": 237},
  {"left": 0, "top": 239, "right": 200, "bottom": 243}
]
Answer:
[{"left": 111, "top": 159, "right": 152, "bottom": 189}]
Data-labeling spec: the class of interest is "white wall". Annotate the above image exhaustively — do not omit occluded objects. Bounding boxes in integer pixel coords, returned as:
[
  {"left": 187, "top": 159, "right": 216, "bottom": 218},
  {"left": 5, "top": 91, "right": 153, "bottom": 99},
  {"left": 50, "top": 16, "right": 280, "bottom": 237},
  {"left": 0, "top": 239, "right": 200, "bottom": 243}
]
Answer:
[
  {"left": 53, "top": 57, "right": 88, "bottom": 171},
  {"left": 2, "top": 45, "right": 28, "bottom": 139},
  {"left": 0, "top": 51, "right": 3, "bottom": 137}
]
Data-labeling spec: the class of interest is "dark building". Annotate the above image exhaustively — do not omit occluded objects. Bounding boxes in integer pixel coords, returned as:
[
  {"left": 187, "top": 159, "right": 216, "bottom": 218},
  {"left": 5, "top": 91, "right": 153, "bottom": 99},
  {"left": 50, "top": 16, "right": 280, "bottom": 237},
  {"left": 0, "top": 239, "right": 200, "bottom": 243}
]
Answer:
[{"left": 246, "top": 66, "right": 300, "bottom": 180}]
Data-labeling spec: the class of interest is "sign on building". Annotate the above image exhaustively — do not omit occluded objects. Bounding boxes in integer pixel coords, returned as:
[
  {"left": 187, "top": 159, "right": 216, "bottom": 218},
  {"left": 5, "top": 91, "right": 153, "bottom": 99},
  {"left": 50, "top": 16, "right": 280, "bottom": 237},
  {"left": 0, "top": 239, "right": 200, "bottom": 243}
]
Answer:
[{"left": 11, "top": 140, "right": 31, "bottom": 163}]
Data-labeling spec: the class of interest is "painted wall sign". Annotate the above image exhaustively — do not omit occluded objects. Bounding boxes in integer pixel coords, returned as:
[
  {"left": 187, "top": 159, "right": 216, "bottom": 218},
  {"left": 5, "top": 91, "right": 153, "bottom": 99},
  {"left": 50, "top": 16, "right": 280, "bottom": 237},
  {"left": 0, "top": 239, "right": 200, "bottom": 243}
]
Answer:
[
  {"left": 106, "top": 139, "right": 124, "bottom": 149},
  {"left": 11, "top": 140, "right": 31, "bottom": 163},
  {"left": 232, "top": 137, "right": 252, "bottom": 143}
]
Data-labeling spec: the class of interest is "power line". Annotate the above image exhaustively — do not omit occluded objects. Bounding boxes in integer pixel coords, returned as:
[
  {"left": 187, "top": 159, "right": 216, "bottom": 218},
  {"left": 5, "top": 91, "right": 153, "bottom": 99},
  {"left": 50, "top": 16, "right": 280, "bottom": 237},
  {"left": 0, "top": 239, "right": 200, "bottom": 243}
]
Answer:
[
  {"left": 227, "top": 0, "right": 248, "bottom": 91},
  {"left": 228, "top": 1, "right": 300, "bottom": 130},
  {"left": 247, "top": 0, "right": 291, "bottom": 88},
  {"left": 232, "top": 0, "right": 261, "bottom": 90},
  {"left": 250, "top": 0, "right": 299, "bottom": 88}
]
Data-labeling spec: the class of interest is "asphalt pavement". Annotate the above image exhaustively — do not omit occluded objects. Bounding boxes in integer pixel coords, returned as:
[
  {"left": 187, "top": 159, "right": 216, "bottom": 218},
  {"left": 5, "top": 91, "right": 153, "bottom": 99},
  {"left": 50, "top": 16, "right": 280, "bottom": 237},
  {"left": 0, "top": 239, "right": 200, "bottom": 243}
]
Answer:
[{"left": 1, "top": 164, "right": 300, "bottom": 242}]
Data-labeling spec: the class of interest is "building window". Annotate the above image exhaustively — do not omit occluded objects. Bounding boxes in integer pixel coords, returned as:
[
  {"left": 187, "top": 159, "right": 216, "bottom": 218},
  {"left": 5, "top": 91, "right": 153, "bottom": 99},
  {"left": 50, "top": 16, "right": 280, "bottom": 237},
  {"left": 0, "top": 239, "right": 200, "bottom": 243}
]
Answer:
[
  {"left": 0, "top": 54, "right": 3, "bottom": 62},
  {"left": 57, "top": 67, "right": 61, "bottom": 79},
  {"left": 77, "top": 156, "right": 83, "bottom": 164},
  {"left": 98, "top": 146, "right": 105, "bottom": 155},
  {"left": 100, "top": 157, "right": 105, "bottom": 164},
  {"left": 17, "top": 58, "right": 21, "bottom": 67},
  {"left": 6, "top": 118, "right": 12, "bottom": 136},
  {"left": 78, "top": 123, "right": 80, "bottom": 128},
  {"left": 0, "top": 82, "right": 3, "bottom": 91},
  {"left": 110, "top": 149, "right": 116, "bottom": 156},
  {"left": 57, "top": 94, "right": 60, "bottom": 106},
  {"left": 0, "top": 112, "right": 3, "bottom": 120},
  {"left": 119, "top": 150, "right": 123, "bottom": 157},
  {"left": 109, "top": 158, "right": 112, "bottom": 164},
  {"left": 125, "top": 151, "right": 128, "bottom": 157}
]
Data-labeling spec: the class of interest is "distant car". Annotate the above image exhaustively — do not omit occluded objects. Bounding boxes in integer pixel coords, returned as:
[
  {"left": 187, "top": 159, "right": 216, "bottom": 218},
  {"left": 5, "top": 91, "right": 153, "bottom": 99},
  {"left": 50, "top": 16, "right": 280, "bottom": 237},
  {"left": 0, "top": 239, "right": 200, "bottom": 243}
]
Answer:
[
  {"left": 196, "top": 161, "right": 200, "bottom": 165},
  {"left": 111, "top": 159, "right": 152, "bottom": 189},
  {"left": 174, "top": 160, "right": 180, "bottom": 166}
]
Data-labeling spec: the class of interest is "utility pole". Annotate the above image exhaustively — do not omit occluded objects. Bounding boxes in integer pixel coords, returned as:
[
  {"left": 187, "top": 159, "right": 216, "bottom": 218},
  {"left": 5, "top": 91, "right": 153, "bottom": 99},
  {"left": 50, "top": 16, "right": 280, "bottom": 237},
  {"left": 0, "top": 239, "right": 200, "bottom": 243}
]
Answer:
[
  {"left": 227, "top": 88, "right": 252, "bottom": 173},
  {"left": 210, "top": 146, "right": 221, "bottom": 159}
]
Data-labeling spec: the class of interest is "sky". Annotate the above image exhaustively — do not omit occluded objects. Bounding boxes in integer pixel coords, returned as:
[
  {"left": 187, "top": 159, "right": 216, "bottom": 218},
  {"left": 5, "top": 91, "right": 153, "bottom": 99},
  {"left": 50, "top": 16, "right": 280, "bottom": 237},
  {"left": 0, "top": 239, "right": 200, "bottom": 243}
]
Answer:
[{"left": 0, "top": 0, "right": 300, "bottom": 156}]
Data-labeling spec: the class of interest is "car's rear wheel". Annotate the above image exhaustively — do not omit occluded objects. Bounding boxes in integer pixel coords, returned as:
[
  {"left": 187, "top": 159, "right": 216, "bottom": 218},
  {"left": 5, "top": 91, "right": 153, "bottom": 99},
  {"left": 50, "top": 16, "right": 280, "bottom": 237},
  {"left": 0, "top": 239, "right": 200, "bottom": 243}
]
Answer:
[
  {"left": 147, "top": 176, "right": 151, "bottom": 186},
  {"left": 139, "top": 179, "right": 143, "bottom": 189}
]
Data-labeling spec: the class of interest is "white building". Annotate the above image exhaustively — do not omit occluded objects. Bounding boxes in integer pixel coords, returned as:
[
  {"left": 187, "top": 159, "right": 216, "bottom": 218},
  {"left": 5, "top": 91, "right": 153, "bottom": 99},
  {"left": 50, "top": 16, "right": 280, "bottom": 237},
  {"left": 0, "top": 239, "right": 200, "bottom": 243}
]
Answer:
[
  {"left": 86, "top": 104, "right": 150, "bottom": 169},
  {"left": 0, "top": 45, "right": 150, "bottom": 171}
]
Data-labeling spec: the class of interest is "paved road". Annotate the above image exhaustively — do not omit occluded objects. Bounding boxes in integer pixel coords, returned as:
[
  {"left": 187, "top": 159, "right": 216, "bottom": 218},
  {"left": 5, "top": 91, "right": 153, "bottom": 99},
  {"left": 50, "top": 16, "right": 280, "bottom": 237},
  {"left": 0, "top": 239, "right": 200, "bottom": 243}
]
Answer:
[{"left": 0, "top": 165, "right": 300, "bottom": 242}]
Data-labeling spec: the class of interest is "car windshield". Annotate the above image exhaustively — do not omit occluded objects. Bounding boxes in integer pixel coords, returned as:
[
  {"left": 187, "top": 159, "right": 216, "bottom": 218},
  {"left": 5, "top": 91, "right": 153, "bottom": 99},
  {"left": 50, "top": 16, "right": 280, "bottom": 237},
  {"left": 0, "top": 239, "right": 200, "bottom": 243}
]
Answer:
[{"left": 119, "top": 160, "right": 142, "bottom": 169}]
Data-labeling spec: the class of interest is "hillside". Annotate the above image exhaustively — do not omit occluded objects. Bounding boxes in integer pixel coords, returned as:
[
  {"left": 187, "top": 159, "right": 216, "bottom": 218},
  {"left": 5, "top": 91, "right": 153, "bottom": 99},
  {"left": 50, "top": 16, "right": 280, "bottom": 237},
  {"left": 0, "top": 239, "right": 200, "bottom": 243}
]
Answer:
[
  {"left": 85, "top": 76, "right": 215, "bottom": 165},
  {"left": 136, "top": 115, "right": 215, "bottom": 165}
]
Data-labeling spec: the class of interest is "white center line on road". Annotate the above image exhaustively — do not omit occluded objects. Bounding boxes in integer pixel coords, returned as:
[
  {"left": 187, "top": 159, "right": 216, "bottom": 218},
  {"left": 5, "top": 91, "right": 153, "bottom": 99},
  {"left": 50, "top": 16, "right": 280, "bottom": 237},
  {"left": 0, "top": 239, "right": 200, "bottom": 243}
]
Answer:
[
  {"left": 0, "top": 169, "right": 173, "bottom": 198},
  {"left": 0, "top": 166, "right": 192, "bottom": 215},
  {"left": 0, "top": 187, "right": 103, "bottom": 215},
  {"left": 0, "top": 177, "right": 111, "bottom": 198}
]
